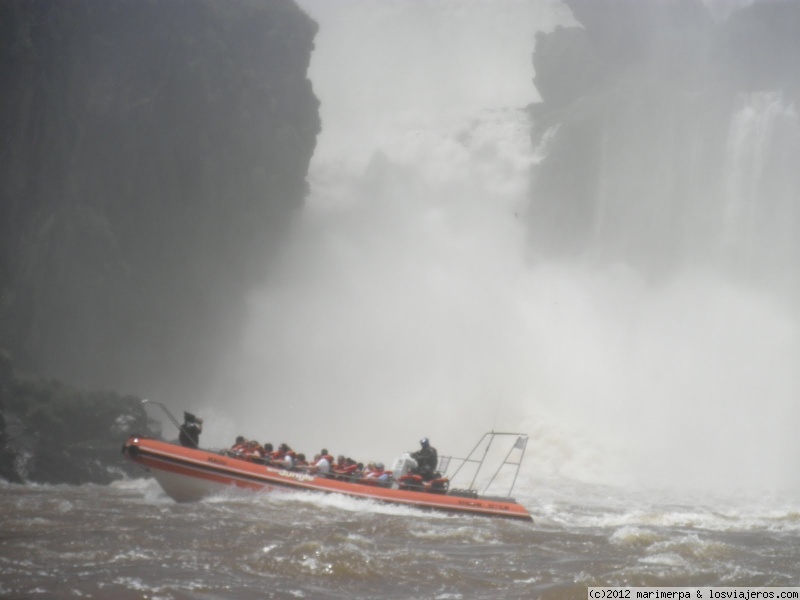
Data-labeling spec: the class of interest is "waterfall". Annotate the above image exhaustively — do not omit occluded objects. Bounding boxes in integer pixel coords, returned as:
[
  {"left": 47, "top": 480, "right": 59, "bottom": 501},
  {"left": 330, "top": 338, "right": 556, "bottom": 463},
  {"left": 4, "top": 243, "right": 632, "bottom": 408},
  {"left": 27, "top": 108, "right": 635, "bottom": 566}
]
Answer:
[
  {"left": 213, "top": 0, "right": 566, "bottom": 461},
  {"left": 722, "top": 92, "right": 800, "bottom": 286},
  {"left": 209, "top": 0, "right": 800, "bottom": 493}
]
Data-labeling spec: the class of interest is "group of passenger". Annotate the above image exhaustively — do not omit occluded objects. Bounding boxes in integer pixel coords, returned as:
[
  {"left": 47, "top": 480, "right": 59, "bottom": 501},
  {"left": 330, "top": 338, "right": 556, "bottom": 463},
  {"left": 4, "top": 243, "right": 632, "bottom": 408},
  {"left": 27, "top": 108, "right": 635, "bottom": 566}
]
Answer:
[
  {"left": 229, "top": 438, "right": 309, "bottom": 470},
  {"left": 224, "top": 435, "right": 435, "bottom": 486},
  {"left": 177, "top": 411, "right": 441, "bottom": 488}
]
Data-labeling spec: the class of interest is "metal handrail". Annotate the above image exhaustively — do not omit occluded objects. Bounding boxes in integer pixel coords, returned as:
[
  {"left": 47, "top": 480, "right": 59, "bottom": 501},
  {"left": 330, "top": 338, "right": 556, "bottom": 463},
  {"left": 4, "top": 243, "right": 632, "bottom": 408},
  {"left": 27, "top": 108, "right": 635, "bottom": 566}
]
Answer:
[{"left": 440, "top": 431, "right": 528, "bottom": 499}]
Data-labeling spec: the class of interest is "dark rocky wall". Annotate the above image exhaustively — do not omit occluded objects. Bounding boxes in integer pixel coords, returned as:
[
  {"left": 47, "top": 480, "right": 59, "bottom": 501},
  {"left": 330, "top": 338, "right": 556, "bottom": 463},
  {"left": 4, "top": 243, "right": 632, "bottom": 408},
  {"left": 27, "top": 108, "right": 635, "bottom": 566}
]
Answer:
[{"left": 0, "top": 0, "right": 320, "bottom": 400}]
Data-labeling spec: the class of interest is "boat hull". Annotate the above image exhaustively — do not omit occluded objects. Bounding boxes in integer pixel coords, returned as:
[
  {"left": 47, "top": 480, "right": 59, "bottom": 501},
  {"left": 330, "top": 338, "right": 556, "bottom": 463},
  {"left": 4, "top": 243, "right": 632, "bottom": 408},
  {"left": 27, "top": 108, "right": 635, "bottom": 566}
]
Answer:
[{"left": 122, "top": 436, "right": 533, "bottom": 521}]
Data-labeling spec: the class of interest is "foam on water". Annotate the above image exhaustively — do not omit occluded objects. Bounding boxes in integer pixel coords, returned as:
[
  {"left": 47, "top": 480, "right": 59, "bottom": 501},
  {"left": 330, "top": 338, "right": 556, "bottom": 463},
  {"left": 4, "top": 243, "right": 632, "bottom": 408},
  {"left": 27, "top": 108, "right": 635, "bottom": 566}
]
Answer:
[
  {"left": 2, "top": 480, "right": 799, "bottom": 596},
  {"left": 254, "top": 486, "right": 454, "bottom": 520},
  {"left": 533, "top": 488, "right": 800, "bottom": 535}
]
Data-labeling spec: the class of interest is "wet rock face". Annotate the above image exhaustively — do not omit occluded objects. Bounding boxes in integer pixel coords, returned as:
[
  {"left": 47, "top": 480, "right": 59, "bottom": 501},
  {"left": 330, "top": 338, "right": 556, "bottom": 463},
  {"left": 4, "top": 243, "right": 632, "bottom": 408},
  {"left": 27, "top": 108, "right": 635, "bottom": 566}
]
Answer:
[{"left": 0, "top": 0, "right": 320, "bottom": 399}]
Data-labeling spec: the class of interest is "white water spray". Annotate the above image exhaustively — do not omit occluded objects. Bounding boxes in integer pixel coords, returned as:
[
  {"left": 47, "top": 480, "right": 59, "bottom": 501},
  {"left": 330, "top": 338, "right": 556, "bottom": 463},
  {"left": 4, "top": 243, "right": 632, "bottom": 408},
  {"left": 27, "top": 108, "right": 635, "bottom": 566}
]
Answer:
[{"left": 212, "top": 0, "right": 799, "bottom": 495}]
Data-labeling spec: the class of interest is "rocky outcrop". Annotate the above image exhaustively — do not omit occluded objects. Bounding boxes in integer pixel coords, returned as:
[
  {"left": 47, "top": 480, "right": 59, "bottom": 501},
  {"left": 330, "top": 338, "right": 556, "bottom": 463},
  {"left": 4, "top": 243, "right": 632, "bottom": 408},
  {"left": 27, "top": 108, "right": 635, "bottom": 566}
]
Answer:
[
  {"left": 0, "top": 0, "right": 320, "bottom": 399},
  {"left": 0, "top": 349, "right": 157, "bottom": 484},
  {"left": 529, "top": 0, "right": 800, "bottom": 277}
]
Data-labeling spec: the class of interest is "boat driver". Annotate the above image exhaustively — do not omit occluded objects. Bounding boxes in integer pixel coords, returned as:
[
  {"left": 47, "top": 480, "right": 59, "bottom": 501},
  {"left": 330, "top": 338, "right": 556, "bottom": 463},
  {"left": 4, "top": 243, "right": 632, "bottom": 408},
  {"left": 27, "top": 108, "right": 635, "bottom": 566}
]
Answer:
[{"left": 412, "top": 437, "right": 438, "bottom": 481}]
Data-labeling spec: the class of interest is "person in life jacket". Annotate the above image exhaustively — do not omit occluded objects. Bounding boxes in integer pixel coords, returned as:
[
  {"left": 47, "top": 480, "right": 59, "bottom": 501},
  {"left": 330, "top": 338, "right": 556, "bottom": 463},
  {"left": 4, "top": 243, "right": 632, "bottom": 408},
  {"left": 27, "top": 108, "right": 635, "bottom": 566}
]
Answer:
[
  {"left": 242, "top": 440, "right": 264, "bottom": 461},
  {"left": 260, "top": 443, "right": 274, "bottom": 463},
  {"left": 333, "top": 456, "right": 359, "bottom": 479},
  {"left": 280, "top": 447, "right": 296, "bottom": 470},
  {"left": 309, "top": 449, "right": 333, "bottom": 474},
  {"left": 231, "top": 436, "right": 247, "bottom": 453},
  {"left": 411, "top": 437, "right": 438, "bottom": 481},
  {"left": 372, "top": 462, "right": 390, "bottom": 482},
  {"left": 294, "top": 453, "right": 309, "bottom": 470},
  {"left": 361, "top": 462, "right": 392, "bottom": 486},
  {"left": 179, "top": 412, "right": 203, "bottom": 448},
  {"left": 271, "top": 442, "right": 291, "bottom": 463}
]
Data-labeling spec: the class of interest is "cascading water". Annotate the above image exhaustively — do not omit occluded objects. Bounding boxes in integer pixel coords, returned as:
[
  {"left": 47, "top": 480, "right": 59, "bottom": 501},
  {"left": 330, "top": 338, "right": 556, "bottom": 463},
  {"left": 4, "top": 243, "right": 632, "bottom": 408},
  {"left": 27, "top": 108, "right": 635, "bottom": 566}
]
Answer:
[
  {"left": 213, "top": 0, "right": 799, "bottom": 496},
  {"left": 723, "top": 92, "right": 800, "bottom": 283},
  {"left": 211, "top": 0, "right": 575, "bottom": 464}
]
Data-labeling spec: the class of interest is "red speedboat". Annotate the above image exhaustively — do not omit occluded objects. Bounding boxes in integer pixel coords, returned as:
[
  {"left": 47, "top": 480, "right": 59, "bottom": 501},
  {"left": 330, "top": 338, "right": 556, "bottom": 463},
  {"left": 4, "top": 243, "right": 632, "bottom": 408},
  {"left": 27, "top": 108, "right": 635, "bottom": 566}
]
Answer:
[{"left": 122, "top": 401, "right": 533, "bottom": 522}]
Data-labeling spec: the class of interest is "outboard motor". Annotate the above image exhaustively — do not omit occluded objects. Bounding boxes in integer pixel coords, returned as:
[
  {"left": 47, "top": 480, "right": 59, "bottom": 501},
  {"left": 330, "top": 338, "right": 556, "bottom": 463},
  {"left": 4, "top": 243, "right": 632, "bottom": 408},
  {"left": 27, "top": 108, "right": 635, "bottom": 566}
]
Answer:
[{"left": 391, "top": 453, "right": 418, "bottom": 479}]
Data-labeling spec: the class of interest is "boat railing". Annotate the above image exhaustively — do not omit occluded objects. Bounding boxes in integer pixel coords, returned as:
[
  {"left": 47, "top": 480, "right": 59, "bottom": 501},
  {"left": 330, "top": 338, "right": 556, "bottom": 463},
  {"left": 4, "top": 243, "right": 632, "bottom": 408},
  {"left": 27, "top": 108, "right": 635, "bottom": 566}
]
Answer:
[{"left": 438, "top": 431, "right": 528, "bottom": 500}]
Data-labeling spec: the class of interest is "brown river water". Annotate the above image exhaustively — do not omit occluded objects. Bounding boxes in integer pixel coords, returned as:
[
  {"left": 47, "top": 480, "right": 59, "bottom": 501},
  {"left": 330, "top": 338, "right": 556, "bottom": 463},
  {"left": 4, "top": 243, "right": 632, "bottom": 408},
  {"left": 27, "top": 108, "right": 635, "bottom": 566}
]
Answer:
[{"left": 1, "top": 477, "right": 798, "bottom": 599}]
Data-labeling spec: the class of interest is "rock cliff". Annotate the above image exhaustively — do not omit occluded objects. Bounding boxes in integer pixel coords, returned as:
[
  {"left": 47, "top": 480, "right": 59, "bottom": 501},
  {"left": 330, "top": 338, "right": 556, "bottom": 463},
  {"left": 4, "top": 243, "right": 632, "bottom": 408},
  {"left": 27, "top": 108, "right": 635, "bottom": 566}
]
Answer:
[{"left": 0, "top": 0, "right": 320, "bottom": 399}]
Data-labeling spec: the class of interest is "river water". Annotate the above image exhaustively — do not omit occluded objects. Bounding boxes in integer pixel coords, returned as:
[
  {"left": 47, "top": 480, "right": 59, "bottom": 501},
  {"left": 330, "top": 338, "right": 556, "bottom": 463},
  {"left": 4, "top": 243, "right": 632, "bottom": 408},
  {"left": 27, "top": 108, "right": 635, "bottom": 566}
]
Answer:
[
  {"left": 5, "top": 1, "right": 800, "bottom": 597},
  {"left": 2, "top": 477, "right": 798, "bottom": 599}
]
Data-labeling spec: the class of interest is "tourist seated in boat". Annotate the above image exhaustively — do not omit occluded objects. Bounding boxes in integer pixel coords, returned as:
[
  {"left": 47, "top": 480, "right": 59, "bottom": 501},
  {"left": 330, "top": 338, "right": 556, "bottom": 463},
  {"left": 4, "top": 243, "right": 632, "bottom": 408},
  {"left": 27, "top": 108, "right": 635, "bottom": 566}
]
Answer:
[
  {"left": 331, "top": 456, "right": 360, "bottom": 480},
  {"left": 331, "top": 455, "right": 349, "bottom": 476},
  {"left": 231, "top": 436, "right": 247, "bottom": 453},
  {"left": 179, "top": 412, "right": 203, "bottom": 448},
  {"left": 229, "top": 437, "right": 264, "bottom": 460},
  {"left": 260, "top": 443, "right": 274, "bottom": 462},
  {"left": 239, "top": 440, "right": 266, "bottom": 462},
  {"left": 294, "top": 453, "right": 309, "bottom": 470},
  {"left": 278, "top": 446, "right": 296, "bottom": 470},
  {"left": 361, "top": 462, "right": 391, "bottom": 485},
  {"left": 270, "top": 442, "right": 291, "bottom": 462},
  {"left": 308, "top": 449, "right": 333, "bottom": 474},
  {"left": 411, "top": 437, "right": 438, "bottom": 481},
  {"left": 373, "top": 463, "right": 390, "bottom": 482},
  {"left": 226, "top": 436, "right": 248, "bottom": 459}
]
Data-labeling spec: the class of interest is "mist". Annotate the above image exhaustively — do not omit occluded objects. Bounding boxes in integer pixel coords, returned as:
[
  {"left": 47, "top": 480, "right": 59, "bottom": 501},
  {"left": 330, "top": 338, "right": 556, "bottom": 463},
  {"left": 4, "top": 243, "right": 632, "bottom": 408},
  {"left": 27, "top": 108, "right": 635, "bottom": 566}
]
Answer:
[{"left": 203, "top": 0, "right": 799, "bottom": 495}]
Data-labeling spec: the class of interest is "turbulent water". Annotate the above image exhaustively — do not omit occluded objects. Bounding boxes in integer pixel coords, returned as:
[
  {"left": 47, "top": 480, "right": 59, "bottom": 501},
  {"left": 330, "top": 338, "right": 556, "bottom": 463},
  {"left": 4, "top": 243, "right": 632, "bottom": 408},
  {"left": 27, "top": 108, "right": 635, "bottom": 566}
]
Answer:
[
  {"left": 6, "top": 0, "right": 800, "bottom": 597},
  {"left": 2, "top": 478, "right": 799, "bottom": 599}
]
